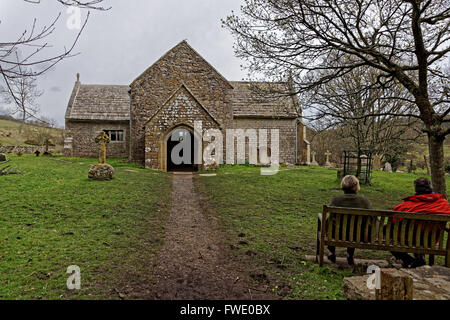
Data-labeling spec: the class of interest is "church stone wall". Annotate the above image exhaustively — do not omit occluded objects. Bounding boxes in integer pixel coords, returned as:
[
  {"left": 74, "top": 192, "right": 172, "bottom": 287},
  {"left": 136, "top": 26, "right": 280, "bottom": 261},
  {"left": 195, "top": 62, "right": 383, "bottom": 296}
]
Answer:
[
  {"left": 130, "top": 41, "right": 233, "bottom": 163},
  {"left": 64, "top": 42, "right": 304, "bottom": 166},
  {"left": 145, "top": 87, "right": 220, "bottom": 170},
  {"left": 65, "top": 121, "right": 130, "bottom": 158},
  {"left": 231, "top": 118, "right": 298, "bottom": 164}
]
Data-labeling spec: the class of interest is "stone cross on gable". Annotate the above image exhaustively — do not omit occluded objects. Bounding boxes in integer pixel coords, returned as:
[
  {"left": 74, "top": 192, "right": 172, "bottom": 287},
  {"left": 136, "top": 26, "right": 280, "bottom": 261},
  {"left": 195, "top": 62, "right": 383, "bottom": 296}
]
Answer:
[{"left": 95, "top": 132, "right": 110, "bottom": 164}]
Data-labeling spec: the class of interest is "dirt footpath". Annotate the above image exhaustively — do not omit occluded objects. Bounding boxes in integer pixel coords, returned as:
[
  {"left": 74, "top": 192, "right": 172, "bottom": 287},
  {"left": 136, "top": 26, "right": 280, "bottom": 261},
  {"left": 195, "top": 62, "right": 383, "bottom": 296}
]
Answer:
[{"left": 149, "top": 173, "right": 273, "bottom": 300}]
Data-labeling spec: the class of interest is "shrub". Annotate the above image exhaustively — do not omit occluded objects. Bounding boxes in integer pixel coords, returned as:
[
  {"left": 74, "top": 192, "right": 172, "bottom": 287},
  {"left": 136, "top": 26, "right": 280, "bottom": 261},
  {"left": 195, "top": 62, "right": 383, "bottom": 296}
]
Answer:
[
  {"left": 24, "top": 139, "right": 40, "bottom": 146},
  {"left": 383, "top": 142, "right": 408, "bottom": 172},
  {"left": 445, "top": 161, "right": 450, "bottom": 174}
]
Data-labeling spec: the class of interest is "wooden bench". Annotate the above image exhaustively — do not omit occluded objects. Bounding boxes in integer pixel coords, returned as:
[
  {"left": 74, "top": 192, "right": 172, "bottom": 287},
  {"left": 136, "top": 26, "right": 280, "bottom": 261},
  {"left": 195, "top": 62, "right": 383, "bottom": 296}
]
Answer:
[{"left": 316, "top": 205, "right": 450, "bottom": 267}]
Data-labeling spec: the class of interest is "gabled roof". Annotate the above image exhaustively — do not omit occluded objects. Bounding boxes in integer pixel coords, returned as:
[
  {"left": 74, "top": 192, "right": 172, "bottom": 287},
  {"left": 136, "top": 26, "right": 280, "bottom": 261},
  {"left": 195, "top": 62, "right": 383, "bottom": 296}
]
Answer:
[
  {"left": 146, "top": 84, "right": 222, "bottom": 128},
  {"left": 65, "top": 42, "right": 301, "bottom": 123},
  {"left": 65, "top": 83, "right": 130, "bottom": 121},
  {"left": 130, "top": 40, "right": 233, "bottom": 89},
  {"left": 230, "top": 81, "right": 299, "bottom": 118},
  {"left": 65, "top": 80, "right": 300, "bottom": 122}
]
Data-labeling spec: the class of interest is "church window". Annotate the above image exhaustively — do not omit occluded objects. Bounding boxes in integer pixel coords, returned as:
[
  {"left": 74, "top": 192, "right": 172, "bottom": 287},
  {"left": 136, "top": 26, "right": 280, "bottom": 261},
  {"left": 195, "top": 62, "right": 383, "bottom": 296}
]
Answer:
[{"left": 103, "top": 130, "right": 124, "bottom": 142}]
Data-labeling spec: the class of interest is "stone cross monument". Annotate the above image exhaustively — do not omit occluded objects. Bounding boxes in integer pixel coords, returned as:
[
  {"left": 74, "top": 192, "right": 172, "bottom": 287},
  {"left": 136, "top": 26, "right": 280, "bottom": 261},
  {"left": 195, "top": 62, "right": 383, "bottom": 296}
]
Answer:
[
  {"left": 310, "top": 151, "right": 319, "bottom": 165},
  {"left": 95, "top": 132, "right": 110, "bottom": 164},
  {"left": 88, "top": 131, "right": 114, "bottom": 180}
]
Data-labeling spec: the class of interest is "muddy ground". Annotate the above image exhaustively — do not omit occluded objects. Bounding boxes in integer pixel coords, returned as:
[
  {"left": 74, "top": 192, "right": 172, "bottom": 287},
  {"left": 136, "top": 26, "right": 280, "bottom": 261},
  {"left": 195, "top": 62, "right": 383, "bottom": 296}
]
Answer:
[{"left": 147, "top": 173, "right": 274, "bottom": 299}]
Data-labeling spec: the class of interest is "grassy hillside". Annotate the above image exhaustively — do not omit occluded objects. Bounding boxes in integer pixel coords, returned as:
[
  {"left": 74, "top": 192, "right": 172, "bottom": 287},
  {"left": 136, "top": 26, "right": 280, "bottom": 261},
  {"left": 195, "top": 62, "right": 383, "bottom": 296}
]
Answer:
[{"left": 0, "top": 118, "right": 64, "bottom": 148}]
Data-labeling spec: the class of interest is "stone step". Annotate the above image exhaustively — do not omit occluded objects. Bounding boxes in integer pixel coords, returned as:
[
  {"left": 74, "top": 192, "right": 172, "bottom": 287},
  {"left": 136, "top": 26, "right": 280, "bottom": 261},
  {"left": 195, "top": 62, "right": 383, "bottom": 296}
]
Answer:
[
  {"left": 343, "top": 265, "right": 450, "bottom": 300},
  {"left": 305, "top": 255, "right": 395, "bottom": 269}
]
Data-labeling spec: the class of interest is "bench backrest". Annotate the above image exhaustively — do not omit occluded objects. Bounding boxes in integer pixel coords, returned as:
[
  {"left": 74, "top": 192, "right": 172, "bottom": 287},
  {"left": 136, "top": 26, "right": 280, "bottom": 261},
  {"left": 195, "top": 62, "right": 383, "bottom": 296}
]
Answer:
[{"left": 322, "top": 205, "right": 450, "bottom": 255}]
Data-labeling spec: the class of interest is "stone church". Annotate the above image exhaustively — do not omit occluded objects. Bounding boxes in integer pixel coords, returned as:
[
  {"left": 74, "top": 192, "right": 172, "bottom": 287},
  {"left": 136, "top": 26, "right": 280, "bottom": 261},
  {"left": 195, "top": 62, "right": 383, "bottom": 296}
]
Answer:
[{"left": 64, "top": 41, "right": 309, "bottom": 171}]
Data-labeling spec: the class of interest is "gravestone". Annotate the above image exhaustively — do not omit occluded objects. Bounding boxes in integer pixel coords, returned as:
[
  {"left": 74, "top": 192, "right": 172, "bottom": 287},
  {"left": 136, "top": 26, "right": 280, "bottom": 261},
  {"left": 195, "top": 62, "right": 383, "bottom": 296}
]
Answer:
[
  {"left": 324, "top": 150, "right": 332, "bottom": 167},
  {"left": 384, "top": 162, "right": 392, "bottom": 173},
  {"left": 88, "top": 132, "right": 114, "bottom": 180},
  {"left": 310, "top": 151, "right": 319, "bottom": 166},
  {"left": 372, "top": 154, "right": 382, "bottom": 170},
  {"left": 43, "top": 138, "right": 52, "bottom": 156},
  {"left": 360, "top": 154, "right": 368, "bottom": 166}
]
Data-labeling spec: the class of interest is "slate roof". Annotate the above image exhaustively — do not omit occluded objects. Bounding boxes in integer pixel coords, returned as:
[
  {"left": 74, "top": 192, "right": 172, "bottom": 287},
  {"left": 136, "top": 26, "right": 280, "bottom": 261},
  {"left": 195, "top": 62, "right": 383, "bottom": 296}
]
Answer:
[
  {"left": 66, "top": 80, "right": 299, "bottom": 121},
  {"left": 66, "top": 41, "right": 300, "bottom": 122},
  {"left": 65, "top": 83, "right": 130, "bottom": 121},
  {"left": 230, "top": 81, "right": 299, "bottom": 118}
]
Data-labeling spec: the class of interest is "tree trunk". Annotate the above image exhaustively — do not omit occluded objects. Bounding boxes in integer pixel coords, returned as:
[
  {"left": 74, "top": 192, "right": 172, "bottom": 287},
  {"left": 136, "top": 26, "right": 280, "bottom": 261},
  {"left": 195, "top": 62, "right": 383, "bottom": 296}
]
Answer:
[
  {"left": 14, "top": 122, "right": 24, "bottom": 152},
  {"left": 424, "top": 155, "right": 431, "bottom": 176},
  {"left": 428, "top": 133, "right": 446, "bottom": 196}
]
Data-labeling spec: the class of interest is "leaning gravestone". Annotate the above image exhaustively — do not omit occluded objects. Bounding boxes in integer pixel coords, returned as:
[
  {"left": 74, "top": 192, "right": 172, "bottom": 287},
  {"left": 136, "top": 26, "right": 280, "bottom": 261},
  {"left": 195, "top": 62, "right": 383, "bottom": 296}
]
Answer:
[
  {"left": 88, "top": 132, "right": 114, "bottom": 180},
  {"left": 384, "top": 162, "right": 392, "bottom": 173},
  {"left": 0, "top": 153, "right": 6, "bottom": 162}
]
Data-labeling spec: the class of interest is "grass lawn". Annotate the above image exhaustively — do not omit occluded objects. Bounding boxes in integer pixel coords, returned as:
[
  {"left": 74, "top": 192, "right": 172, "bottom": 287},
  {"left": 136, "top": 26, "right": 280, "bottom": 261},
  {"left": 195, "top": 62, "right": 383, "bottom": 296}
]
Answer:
[
  {"left": 0, "top": 155, "right": 171, "bottom": 299},
  {"left": 2, "top": 155, "right": 448, "bottom": 300},
  {"left": 195, "top": 165, "right": 450, "bottom": 300}
]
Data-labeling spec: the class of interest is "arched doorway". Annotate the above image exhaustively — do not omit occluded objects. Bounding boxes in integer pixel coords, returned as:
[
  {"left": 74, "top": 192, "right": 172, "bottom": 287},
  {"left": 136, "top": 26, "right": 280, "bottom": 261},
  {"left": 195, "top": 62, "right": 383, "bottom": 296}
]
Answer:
[{"left": 166, "top": 127, "right": 198, "bottom": 172}]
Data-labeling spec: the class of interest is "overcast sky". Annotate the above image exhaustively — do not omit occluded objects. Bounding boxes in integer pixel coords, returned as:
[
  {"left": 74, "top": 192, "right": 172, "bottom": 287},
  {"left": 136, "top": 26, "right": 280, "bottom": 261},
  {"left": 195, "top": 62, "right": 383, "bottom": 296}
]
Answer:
[{"left": 1, "top": 0, "right": 247, "bottom": 127}]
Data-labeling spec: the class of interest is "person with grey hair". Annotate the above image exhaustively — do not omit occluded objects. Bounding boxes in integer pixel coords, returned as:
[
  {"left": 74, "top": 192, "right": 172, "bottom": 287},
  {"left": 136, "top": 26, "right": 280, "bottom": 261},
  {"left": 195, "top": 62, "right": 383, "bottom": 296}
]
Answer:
[{"left": 327, "top": 175, "right": 373, "bottom": 265}]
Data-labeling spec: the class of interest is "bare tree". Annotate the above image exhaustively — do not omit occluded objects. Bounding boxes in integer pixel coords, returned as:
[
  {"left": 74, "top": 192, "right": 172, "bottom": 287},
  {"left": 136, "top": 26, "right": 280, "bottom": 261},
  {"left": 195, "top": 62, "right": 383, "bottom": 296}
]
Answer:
[
  {"left": 224, "top": 0, "right": 450, "bottom": 194},
  {"left": 308, "top": 60, "right": 422, "bottom": 173},
  {"left": 1, "top": 55, "right": 43, "bottom": 150},
  {"left": 1, "top": 1, "right": 109, "bottom": 109}
]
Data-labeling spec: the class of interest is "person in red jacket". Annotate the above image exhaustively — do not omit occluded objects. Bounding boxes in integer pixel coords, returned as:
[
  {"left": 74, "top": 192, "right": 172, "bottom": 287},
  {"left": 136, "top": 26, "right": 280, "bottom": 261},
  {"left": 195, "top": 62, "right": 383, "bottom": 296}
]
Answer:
[{"left": 391, "top": 177, "right": 450, "bottom": 268}]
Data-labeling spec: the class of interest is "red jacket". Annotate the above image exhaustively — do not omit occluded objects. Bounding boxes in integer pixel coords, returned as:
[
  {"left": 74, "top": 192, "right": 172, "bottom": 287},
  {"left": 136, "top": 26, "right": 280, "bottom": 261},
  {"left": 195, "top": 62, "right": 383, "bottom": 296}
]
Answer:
[
  {"left": 393, "top": 194, "right": 450, "bottom": 232},
  {"left": 393, "top": 194, "right": 450, "bottom": 214}
]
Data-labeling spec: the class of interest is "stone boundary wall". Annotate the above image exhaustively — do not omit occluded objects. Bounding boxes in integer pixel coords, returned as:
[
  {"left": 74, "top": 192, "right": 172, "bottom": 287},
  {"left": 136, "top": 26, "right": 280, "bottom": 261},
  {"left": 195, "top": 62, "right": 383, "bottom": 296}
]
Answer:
[{"left": 0, "top": 146, "right": 56, "bottom": 154}]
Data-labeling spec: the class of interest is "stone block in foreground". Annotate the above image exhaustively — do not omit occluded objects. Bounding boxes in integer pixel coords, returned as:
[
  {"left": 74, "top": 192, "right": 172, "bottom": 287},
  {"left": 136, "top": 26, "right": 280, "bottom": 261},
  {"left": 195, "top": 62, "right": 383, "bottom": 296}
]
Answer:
[
  {"left": 343, "top": 266, "right": 450, "bottom": 300},
  {"left": 88, "top": 163, "right": 115, "bottom": 180}
]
